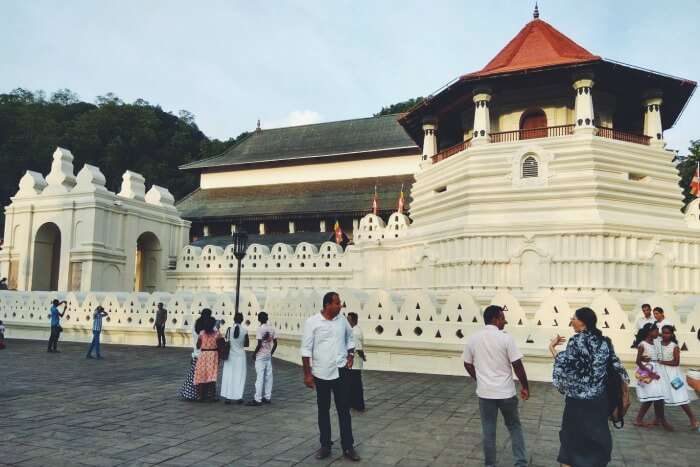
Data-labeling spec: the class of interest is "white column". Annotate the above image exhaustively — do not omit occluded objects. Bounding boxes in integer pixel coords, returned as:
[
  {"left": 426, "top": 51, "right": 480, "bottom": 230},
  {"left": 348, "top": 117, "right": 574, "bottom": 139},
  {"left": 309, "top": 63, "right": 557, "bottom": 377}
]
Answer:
[
  {"left": 643, "top": 95, "right": 664, "bottom": 147},
  {"left": 319, "top": 220, "right": 326, "bottom": 232},
  {"left": 288, "top": 221, "right": 296, "bottom": 234},
  {"left": 202, "top": 224, "right": 210, "bottom": 237},
  {"left": 472, "top": 91, "right": 492, "bottom": 145},
  {"left": 352, "top": 218, "right": 359, "bottom": 232},
  {"left": 230, "top": 224, "right": 237, "bottom": 234},
  {"left": 573, "top": 78, "right": 595, "bottom": 133},
  {"left": 258, "top": 222, "right": 265, "bottom": 235},
  {"left": 420, "top": 117, "right": 438, "bottom": 168}
]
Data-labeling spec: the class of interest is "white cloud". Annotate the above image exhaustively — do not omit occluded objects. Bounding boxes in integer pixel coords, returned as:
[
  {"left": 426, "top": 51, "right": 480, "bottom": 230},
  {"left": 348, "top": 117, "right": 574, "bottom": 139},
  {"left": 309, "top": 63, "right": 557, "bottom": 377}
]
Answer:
[{"left": 267, "top": 110, "right": 322, "bottom": 129}]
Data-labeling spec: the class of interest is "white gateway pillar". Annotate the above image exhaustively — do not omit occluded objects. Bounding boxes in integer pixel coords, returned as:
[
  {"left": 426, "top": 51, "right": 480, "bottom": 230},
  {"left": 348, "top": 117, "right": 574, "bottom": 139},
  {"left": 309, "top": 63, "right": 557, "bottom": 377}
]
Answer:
[
  {"left": 573, "top": 78, "right": 595, "bottom": 133},
  {"left": 471, "top": 91, "right": 492, "bottom": 146},
  {"left": 643, "top": 93, "right": 665, "bottom": 147},
  {"left": 420, "top": 117, "right": 438, "bottom": 168}
]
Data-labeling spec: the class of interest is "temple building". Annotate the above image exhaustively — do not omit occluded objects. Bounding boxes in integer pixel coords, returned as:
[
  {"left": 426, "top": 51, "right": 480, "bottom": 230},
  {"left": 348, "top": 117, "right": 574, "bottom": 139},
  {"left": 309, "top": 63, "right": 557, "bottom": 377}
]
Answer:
[{"left": 177, "top": 115, "right": 419, "bottom": 246}]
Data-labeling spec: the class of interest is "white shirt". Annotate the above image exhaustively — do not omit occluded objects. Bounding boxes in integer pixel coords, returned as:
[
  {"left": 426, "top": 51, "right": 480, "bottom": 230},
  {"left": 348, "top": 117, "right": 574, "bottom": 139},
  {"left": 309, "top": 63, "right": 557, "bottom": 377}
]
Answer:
[
  {"left": 351, "top": 326, "right": 364, "bottom": 371},
  {"left": 655, "top": 318, "right": 674, "bottom": 331},
  {"left": 301, "top": 312, "right": 355, "bottom": 380},
  {"left": 462, "top": 325, "right": 524, "bottom": 399},
  {"left": 635, "top": 315, "right": 655, "bottom": 330}
]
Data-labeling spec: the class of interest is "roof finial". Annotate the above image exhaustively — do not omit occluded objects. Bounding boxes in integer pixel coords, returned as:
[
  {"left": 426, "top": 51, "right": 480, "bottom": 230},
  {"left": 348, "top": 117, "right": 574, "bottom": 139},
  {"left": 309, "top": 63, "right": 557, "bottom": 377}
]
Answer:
[
  {"left": 256, "top": 118, "right": 262, "bottom": 133},
  {"left": 533, "top": 2, "right": 540, "bottom": 19}
]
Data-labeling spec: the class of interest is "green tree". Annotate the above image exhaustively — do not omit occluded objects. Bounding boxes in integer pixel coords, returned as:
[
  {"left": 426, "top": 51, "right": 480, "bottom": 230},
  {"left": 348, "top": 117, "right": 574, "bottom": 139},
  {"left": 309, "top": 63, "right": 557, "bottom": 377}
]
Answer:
[
  {"left": 678, "top": 139, "right": 700, "bottom": 206},
  {"left": 375, "top": 97, "right": 424, "bottom": 116}
]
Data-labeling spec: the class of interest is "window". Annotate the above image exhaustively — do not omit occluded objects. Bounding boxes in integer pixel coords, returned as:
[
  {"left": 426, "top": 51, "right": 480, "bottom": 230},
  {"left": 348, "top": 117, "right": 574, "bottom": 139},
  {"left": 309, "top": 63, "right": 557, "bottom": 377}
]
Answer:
[{"left": 521, "top": 156, "right": 539, "bottom": 178}]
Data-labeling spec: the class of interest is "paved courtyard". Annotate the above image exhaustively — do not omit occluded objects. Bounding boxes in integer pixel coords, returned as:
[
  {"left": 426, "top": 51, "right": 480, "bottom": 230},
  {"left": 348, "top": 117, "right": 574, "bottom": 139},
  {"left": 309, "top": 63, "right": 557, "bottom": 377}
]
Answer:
[{"left": 1, "top": 339, "right": 698, "bottom": 467}]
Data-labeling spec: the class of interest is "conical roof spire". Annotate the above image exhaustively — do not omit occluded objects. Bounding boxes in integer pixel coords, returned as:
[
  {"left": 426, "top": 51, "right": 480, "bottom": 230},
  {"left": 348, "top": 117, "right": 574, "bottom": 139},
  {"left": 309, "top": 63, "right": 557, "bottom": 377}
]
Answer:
[{"left": 533, "top": 2, "right": 540, "bottom": 19}]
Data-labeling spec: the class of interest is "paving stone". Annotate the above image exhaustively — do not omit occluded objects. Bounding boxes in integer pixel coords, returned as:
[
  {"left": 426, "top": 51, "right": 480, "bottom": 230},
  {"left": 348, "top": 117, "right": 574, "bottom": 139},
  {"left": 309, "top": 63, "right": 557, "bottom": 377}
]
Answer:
[{"left": 2, "top": 338, "right": 699, "bottom": 466}]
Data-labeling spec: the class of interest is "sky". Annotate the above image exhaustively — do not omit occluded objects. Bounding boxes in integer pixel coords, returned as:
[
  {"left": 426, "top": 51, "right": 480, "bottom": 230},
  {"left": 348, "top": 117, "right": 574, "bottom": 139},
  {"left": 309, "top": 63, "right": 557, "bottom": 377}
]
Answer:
[{"left": 1, "top": 0, "right": 699, "bottom": 153}]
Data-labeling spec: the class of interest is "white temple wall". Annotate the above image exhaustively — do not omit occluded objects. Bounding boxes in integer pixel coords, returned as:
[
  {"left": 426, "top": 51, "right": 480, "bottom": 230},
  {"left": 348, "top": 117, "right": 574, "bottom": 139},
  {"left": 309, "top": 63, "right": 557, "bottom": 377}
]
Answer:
[
  {"left": 200, "top": 154, "right": 419, "bottom": 189},
  {"left": 3, "top": 289, "right": 699, "bottom": 382}
]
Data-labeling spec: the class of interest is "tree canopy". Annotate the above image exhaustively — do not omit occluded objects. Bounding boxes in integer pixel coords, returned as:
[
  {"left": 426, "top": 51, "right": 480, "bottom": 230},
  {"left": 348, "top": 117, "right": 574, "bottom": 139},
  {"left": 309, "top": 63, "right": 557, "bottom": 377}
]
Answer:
[
  {"left": 375, "top": 97, "right": 424, "bottom": 116},
  {"left": 677, "top": 139, "right": 700, "bottom": 206},
  {"left": 0, "top": 88, "right": 242, "bottom": 227}
]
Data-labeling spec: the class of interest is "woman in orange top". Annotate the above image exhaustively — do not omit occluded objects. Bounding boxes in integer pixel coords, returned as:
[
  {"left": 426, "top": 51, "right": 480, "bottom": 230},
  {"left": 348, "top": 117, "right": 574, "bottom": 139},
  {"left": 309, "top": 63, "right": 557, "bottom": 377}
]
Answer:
[{"left": 193, "top": 309, "right": 221, "bottom": 401}]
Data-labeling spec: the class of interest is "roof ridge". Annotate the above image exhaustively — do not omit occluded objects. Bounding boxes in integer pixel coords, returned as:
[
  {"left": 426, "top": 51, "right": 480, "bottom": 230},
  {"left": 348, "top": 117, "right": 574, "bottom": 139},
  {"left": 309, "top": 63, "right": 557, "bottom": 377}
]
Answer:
[{"left": 259, "top": 113, "right": 401, "bottom": 133}]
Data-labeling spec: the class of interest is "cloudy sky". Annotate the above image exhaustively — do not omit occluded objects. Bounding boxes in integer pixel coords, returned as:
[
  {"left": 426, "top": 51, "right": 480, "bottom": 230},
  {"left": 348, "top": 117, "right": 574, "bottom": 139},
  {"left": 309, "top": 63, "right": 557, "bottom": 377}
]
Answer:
[{"left": 2, "top": 0, "right": 698, "bottom": 152}]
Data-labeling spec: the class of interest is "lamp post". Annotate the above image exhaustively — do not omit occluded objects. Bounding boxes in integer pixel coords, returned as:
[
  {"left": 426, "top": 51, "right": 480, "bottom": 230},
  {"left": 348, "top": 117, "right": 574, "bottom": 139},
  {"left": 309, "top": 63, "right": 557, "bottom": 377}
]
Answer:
[{"left": 231, "top": 232, "right": 248, "bottom": 316}]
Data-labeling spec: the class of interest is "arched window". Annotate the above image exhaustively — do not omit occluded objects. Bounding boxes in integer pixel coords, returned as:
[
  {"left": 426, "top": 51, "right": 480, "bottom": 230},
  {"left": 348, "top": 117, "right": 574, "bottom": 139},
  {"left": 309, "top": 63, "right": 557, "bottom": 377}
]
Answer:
[
  {"left": 520, "top": 109, "right": 547, "bottom": 139},
  {"left": 521, "top": 155, "right": 539, "bottom": 178}
]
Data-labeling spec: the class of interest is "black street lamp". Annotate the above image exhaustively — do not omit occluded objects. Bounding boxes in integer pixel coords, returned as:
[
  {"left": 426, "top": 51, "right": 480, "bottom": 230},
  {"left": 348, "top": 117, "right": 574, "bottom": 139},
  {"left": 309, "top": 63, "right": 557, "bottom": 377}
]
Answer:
[{"left": 231, "top": 232, "right": 248, "bottom": 316}]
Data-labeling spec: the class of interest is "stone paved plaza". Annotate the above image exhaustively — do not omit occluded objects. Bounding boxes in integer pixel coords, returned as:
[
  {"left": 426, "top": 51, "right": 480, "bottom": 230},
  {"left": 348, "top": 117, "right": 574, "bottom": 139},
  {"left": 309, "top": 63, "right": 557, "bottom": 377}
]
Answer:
[{"left": 1, "top": 339, "right": 698, "bottom": 467}]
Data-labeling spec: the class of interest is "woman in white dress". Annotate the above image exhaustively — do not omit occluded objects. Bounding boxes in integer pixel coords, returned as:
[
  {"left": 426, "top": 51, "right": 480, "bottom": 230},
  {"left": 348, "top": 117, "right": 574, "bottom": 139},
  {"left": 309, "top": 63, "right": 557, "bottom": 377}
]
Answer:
[
  {"left": 221, "top": 312, "right": 249, "bottom": 404},
  {"left": 633, "top": 323, "right": 671, "bottom": 429},
  {"left": 657, "top": 325, "right": 699, "bottom": 430}
]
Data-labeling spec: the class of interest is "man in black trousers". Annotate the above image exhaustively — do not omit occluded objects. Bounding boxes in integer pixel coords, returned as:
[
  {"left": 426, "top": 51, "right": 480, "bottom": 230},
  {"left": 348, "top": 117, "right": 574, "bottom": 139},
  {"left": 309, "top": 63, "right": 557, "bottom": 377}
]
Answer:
[
  {"left": 154, "top": 302, "right": 167, "bottom": 347},
  {"left": 301, "top": 292, "right": 360, "bottom": 462}
]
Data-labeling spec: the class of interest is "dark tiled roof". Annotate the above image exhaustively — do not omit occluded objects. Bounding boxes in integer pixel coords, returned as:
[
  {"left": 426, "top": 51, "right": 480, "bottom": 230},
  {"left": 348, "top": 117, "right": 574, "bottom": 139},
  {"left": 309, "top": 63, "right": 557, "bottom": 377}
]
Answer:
[
  {"left": 181, "top": 114, "right": 418, "bottom": 170},
  {"left": 190, "top": 232, "right": 337, "bottom": 249},
  {"left": 176, "top": 175, "right": 414, "bottom": 221}
]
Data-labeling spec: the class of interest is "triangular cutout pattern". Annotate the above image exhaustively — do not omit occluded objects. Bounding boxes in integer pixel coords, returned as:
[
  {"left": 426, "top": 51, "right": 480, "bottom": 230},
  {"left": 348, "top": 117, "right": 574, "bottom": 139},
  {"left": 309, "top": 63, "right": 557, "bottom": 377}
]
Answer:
[
  {"left": 396, "top": 329, "right": 402, "bottom": 337},
  {"left": 445, "top": 316, "right": 450, "bottom": 322},
  {"left": 415, "top": 303, "right": 420, "bottom": 310},
  {"left": 378, "top": 302, "right": 382, "bottom": 308},
  {"left": 537, "top": 320, "right": 542, "bottom": 326},
  {"left": 435, "top": 330, "right": 442, "bottom": 338},
  {"left": 603, "top": 321, "right": 610, "bottom": 328},
  {"left": 692, "top": 325, "right": 696, "bottom": 333},
  {"left": 429, "top": 316, "right": 433, "bottom": 322},
  {"left": 681, "top": 342, "right": 688, "bottom": 351},
  {"left": 517, "top": 319, "right": 523, "bottom": 325},
  {"left": 553, "top": 319, "right": 558, "bottom": 327},
  {"left": 604, "top": 308, "right": 610, "bottom": 315},
  {"left": 526, "top": 335, "right": 535, "bottom": 344},
  {"left": 367, "top": 314, "right": 372, "bottom": 320},
  {"left": 554, "top": 306, "right": 559, "bottom": 314},
  {"left": 457, "top": 304, "right": 462, "bottom": 310},
  {"left": 620, "top": 324, "right": 626, "bottom": 330},
  {"left": 416, "top": 314, "right": 421, "bottom": 321}
]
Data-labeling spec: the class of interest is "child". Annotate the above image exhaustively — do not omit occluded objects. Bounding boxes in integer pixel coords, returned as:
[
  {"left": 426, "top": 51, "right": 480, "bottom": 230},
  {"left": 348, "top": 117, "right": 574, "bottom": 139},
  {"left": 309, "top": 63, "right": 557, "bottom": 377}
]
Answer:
[
  {"left": 246, "top": 311, "right": 277, "bottom": 406},
  {"left": 657, "top": 325, "right": 699, "bottom": 430},
  {"left": 633, "top": 323, "right": 672, "bottom": 430},
  {"left": 0, "top": 320, "right": 6, "bottom": 349}
]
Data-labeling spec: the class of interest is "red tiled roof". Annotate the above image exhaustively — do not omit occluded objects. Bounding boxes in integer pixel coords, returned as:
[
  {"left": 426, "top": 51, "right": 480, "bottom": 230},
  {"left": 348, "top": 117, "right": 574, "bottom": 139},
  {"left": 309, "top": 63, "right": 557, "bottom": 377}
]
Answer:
[{"left": 463, "top": 19, "right": 600, "bottom": 79}]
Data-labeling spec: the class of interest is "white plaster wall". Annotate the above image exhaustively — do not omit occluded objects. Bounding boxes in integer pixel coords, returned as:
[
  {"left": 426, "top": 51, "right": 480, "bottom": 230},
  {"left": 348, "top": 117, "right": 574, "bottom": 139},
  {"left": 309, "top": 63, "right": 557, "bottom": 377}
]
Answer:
[{"left": 200, "top": 154, "right": 419, "bottom": 189}]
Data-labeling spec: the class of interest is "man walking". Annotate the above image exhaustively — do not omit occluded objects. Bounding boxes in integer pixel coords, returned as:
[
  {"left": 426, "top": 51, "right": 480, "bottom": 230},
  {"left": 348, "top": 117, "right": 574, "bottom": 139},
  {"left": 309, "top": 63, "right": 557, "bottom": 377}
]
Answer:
[
  {"left": 347, "top": 312, "right": 366, "bottom": 411},
  {"left": 86, "top": 306, "right": 108, "bottom": 359},
  {"left": 301, "top": 292, "right": 360, "bottom": 462},
  {"left": 154, "top": 302, "right": 167, "bottom": 347},
  {"left": 47, "top": 299, "right": 67, "bottom": 353},
  {"left": 463, "top": 305, "right": 529, "bottom": 467},
  {"left": 247, "top": 311, "right": 277, "bottom": 406}
]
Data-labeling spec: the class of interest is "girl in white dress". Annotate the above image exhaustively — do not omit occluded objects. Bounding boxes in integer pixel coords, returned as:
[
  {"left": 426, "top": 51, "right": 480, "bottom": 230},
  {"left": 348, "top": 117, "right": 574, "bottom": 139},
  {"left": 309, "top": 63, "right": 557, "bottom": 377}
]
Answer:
[
  {"left": 658, "top": 325, "right": 699, "bottom": 430},
  {"left": 220, "top": 312, "right": 249, "bottom": 404},
  {"left": 633, "top": 323, "right": 672, "bottom": 429}
]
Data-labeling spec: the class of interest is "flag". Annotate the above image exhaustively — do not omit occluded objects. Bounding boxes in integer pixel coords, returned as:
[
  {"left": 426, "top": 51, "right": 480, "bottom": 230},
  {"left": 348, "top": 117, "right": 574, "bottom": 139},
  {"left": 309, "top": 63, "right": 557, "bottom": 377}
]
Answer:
[
  {"left": 397, "top": 183, "right": 405, "bottom": 213},
  {"left": 372, "top": 184, "right": 378, "bottom": 215},
  {"left": 334, "top": 220, "right": 343, "bottom": 245},
  {"left": 691, "top": 161, "right": 700, "bottom": 197}
]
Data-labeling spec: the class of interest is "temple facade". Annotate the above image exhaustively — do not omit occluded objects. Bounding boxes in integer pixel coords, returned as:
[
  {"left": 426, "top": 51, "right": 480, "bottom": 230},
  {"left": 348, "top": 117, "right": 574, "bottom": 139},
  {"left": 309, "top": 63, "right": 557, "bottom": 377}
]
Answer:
[{"left": 177, "top": 115, "right": 419, "bottom": 246}]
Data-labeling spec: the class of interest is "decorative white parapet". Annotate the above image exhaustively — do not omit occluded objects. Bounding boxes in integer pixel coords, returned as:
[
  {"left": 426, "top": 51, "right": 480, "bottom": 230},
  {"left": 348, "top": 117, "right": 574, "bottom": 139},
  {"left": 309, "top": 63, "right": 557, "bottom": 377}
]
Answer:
[
  {"left": 145, "top": 185, "right": 176, "bottom": 209},
  {"left": 15, "top": 171, "right": 48, "bottom": 197},
  {"left": 118, "top": 170, "right": 146, "bottom": 201},
  {"left": 74, "top": 164, "right": 109, "bottom": 194},
  {"left": 3, "top": 288, "right": 699, "bottom": 380},
  {"left": 43, "top": 147, "right": 77, "bottom": 194},
  {"left": 685, "top": 198, "right": 700, "bottom": 229},
  {"left": 573, "top": 77, "right": 595, "bottom": 133}
]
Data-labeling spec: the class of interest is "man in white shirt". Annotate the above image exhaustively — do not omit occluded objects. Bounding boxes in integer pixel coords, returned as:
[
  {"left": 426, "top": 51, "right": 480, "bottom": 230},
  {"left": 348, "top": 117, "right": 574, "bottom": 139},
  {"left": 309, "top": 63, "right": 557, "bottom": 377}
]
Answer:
[
  {"left": 347, "top": 312, "right": 366, "bottom": 411},
  {"left": 653, "top": 306, "right": 674, "bottom": 331},
  {"left": 636, "top": 303, "right": 655, "bottom": 330},
  {"left": 247, "top": 311, "right": 277, "bottom": 406},
  {"left": 463, "top": 305, "right": 529, "bottom": 467},
  {"left": 301, "top": 292, "right": 360, "bottom": 462}
]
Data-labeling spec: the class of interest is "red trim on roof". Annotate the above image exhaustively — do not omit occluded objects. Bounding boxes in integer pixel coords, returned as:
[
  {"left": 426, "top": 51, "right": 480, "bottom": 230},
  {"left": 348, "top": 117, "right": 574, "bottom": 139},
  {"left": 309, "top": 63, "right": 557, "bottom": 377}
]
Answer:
[{"left": 463, "top": 19, "right": 600, "bottom": 79}]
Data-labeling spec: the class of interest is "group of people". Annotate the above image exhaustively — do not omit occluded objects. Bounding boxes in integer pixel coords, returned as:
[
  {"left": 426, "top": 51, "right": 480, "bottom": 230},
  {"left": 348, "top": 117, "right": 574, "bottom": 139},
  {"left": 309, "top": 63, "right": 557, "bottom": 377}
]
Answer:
[
  {"left": 176, "top": 291, "right": 366, "bottom": 461},
  {"left": 632, "top": 304, "right": 698, "bottom": 431},
  {"left": 463, "top": 303, "right": 699, "bottom": 467},
  {"left": 29, "top": 292, "right": 700, "bottom": 465}
]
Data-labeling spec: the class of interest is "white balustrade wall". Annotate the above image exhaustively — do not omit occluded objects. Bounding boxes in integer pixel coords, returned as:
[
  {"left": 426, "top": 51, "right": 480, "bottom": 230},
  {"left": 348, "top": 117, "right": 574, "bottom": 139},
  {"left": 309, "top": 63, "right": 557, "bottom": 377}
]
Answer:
[{"left": 3, "top": 289, "right": 699, "bottom": 381}]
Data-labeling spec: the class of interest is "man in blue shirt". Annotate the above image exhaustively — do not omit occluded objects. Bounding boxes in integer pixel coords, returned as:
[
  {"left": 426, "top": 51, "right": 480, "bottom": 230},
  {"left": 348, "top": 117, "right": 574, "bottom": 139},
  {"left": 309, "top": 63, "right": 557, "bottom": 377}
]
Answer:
[
  {"left": 47, "top": 299, "right": 67, "bottom": 353},
  {"left": 86, "top": 306, "right": 109, "bottom": 359}
]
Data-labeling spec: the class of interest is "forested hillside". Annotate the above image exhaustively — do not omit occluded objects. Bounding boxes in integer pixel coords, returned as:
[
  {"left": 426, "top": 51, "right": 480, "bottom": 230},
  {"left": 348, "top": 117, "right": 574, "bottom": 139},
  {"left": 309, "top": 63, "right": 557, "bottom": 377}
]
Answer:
[{"left": 0, "top": 88, "right": 237, "bottom": 227}]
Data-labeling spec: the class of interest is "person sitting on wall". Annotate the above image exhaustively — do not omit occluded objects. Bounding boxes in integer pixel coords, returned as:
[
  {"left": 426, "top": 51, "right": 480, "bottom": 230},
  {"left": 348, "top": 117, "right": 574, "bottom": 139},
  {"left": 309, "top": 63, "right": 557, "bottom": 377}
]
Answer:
[{"left": 47, "top": 299, "right": 67, "bottom": 353}]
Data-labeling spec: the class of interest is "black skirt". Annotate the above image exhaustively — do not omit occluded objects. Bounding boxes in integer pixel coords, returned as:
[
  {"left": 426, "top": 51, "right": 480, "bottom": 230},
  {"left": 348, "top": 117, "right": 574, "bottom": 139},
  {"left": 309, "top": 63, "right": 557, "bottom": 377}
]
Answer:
[
  {"left": 179, "top": 358, "right": 199, "bottom": 401},
  {"left": 558, "top": 395, "right": 612, "bottom": 467}
]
